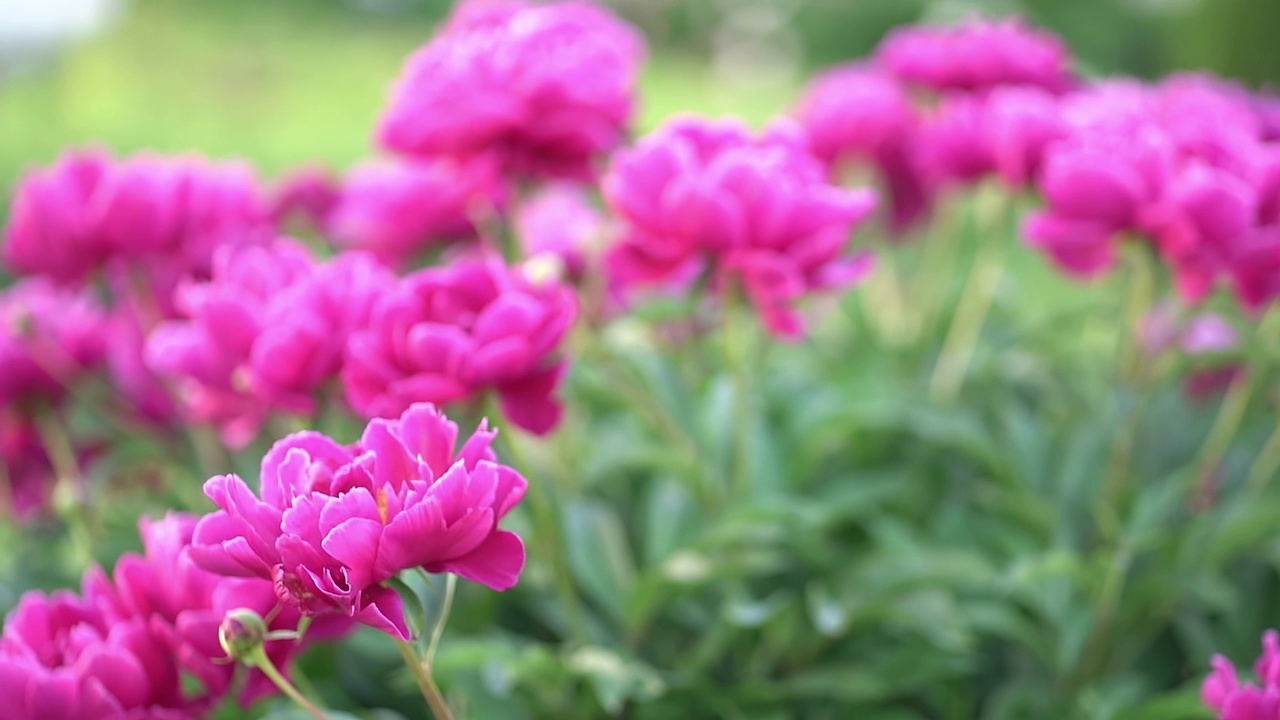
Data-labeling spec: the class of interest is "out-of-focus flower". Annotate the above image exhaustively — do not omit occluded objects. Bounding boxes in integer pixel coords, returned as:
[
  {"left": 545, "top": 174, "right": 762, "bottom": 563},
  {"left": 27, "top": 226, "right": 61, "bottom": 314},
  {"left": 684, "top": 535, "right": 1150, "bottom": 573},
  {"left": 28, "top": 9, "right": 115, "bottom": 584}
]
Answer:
[
  {"left": 794, "top": 64, "right": 933, "bottom": 233},
  {"left": 1023, "top": 128, "right": 1176, "bottom": 278},
  {"left": 515, "top": 183, "right": 607, "bottom": 279},
  {"left": 147, "top": 240, "right": 392, "bottom": 449},
  {"left": 107, "top": 513, "right": 349, "bottom": 706},
  {"left": 0, "top": 410, "right": 59, "bottom": 520},
  {"left": 3, "top": 149, "right": 270, "bottom": 287},
  {"left": 1203, "top": 630, "right": 1280, "bottom": 719},
  {"left": 0, "top": 278, "right": 107, "bottom": 409},
  {"left": 377, "top": 0, "right": 646, "bottom": 180},
  {"left": 329, "top": 159, "right": 503, "bottom": 269},
  {"left": 190, "top": 403, "right": 526, "bottom": 640},
  {"left": 982, "top": 86, "right": 1067, "bottom": 187},
  {"left": 1229, "top": 225, "right": 1280, "bottom": 313},
  {"left": 270, "top": 165, "right": 343, "bottom": 234},
  {"left": 604, "top": 116, "right": 877, "bottom": 339},
  {"left": 875, "top": 17, "right": 1074, "bottom": 95},
  {"left": 0, "top": 580, "right": 198, "bottom": 719},
  {"left": 344, "top": 258, "right": 576, "bottom": 434},
  {"left": 1139, "top": 300, "right": 1242, "bottom": 400},
  {"left": 915, "top": 95, "right": 996, "bottom": 188},
  {"left": 1144, "top": 163, "right": 1257, "bottom": 303}
]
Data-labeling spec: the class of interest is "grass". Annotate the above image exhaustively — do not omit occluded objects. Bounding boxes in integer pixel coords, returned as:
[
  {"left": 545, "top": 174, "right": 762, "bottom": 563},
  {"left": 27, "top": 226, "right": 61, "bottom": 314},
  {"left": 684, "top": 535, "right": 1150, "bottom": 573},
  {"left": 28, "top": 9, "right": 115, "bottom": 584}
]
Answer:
[{"left": 0, "top": 0, "right": 799, "bottom": 189}]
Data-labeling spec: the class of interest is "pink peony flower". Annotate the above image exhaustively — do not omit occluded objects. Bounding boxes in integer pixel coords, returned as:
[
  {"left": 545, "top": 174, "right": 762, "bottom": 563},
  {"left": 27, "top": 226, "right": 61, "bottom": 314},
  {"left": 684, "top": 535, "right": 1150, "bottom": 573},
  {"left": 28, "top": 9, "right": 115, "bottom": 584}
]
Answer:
[
  {"left": 0, "top": 278, "right": 107, "bottom": 409},
  {"left": 603, "top": 116, "right": 877, "bottom": 339},
  {"left": 1229, "top": 225, "right": 1280, "bottom": 312},
  {"left": 343, "top": 257, "right": 577, "bottom": 434},
  {"left": 270, "top": 165, "right": 343, "bottom": 234},
  {"left": 0, "top": 581, "right": 198, "bottom": 719},
  {"left": 1144, "top": 163, "right": 1257, "bottom": 303},
  {"left": 875, "top": 17, "right": 1074, "bottom": 95},
  {"left": 146, "top": 240, "right": 393, "bottom": 449},
  {"left": 1204, "top": 631, "right": 1280, "bottom": 720},
  {"left": 3, "top": 149, "right": 270, "bottom": 287},
  {"left": 329, "top": 158, "right": 504, "bottom": 269},
  {"left": 982, "top": 86, "right": 1067, "bottom": 187},
  {"left": 377, "top": 0, "right": 646, "bottom": 180},
  {"left": 914, "top": 95, "right": 996, "bottom": 188},
  {"left": 0, "top": 410, "right": 60, "bottom": 520},
  {"left": 189, "top": 403, "right": 527, "bottom": 640},
  {"left": 515, "top": 183, "right": 607, "bottom": 279},
  {"left": 1023, "top": 127, "right": 1176, "bottom": 278},
  {"left": 794, "top": 64, "right": 933, "bottom": 233},
  {"left": 108, "top": 513, "right": 349, "bottom": 707}
]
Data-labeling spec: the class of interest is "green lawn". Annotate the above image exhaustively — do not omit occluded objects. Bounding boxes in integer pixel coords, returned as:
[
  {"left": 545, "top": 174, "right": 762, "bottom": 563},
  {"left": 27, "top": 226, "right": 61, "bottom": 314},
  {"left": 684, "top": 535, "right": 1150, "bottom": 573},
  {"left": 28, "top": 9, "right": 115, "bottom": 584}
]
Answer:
[{"left": 0, "top": 0, "right": 798, "bottom": 187}]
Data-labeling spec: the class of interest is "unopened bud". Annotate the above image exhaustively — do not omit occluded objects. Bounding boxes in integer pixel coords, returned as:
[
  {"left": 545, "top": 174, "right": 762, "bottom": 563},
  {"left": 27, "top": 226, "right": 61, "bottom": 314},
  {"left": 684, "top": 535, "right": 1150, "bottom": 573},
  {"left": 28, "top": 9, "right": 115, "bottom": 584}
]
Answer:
[{"left": 219, "top": 608, "right": 268, "bottom": 663}]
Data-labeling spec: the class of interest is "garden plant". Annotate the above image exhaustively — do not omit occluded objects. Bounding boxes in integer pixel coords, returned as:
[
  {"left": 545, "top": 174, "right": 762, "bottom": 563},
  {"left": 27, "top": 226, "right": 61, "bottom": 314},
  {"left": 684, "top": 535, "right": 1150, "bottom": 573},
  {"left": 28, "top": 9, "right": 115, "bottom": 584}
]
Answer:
[{"left": 3, "top": 1, "right": 1280, "bottom": 718}]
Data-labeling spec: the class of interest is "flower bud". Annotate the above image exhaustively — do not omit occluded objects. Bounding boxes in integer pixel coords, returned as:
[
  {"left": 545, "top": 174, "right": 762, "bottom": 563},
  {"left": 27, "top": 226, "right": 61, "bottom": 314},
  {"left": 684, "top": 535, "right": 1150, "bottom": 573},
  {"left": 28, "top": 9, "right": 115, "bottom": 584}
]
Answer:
[{"left": 219, "top": 607, "right": 268, "bottom": 663}]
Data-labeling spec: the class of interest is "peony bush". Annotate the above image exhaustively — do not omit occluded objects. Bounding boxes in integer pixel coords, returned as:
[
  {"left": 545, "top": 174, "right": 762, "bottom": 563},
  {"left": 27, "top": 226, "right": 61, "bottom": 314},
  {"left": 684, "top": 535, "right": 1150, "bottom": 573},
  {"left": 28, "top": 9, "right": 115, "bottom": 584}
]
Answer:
[{"left": 3, "top": 2, "right": 1280, "bottom": 718}]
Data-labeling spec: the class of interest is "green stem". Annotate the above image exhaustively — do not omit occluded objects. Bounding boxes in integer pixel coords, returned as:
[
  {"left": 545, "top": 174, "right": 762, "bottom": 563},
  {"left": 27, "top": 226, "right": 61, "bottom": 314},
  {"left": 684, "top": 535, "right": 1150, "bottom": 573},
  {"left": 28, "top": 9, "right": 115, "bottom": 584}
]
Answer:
[
  {"left": 1192, "top": 371, "right": 1253, "bottom": 496},
  {"left": 395, "top": 638, "right": 457, "bottom": 720},
  {"left": 489, "top": 414, "right": 589, "bottom": 644},
  {"left": 928, "top": 189, "right": 1009, "bottom": 403},
  {"left": 1074, "top": 542, "right": 1133, "bottom": 690},
  {"left": 33, "top": 407, "right": 96, "bottom": 567},
  {"left": 911, "top": 194, "right": 964, "bottom": 342},
  {"left": 721, "top": 298, "right": 755, "bottom": 502},
  {"left": 253, "top": 648, "right": 331, "bottom": 720},
  {"left": 425, "top": 573, "right": 457, "bottom": 666},
  {"left": 1247, "top": 419, "right": 1280, "bottom": 494},
  {"left": 1095, "top": 247, "right": 1158, "bottom": 539}
]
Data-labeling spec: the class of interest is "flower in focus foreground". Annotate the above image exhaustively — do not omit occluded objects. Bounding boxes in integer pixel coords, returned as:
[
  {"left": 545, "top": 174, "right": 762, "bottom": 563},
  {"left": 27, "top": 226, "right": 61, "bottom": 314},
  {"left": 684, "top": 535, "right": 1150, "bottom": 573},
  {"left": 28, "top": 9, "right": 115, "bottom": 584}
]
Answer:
[
  {"left": 376, "top": 0, "right": 646, "bottom": 180},
  {"left": 190, "top": 403, "right": 527, "bottom": 640},
  {"left": 604, "top": 115, "right": 877, "bottom": 339},
  {"left": 343, "top": 257, "right": 577, "bottom": 434}
]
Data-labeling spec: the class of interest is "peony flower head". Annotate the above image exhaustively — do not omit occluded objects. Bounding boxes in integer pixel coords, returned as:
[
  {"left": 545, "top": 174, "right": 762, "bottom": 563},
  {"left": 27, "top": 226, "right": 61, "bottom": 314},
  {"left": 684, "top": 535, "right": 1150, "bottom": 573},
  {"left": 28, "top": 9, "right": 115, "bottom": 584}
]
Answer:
[
  {"left": 604, "top": 115, "right": 877, "bottom": 339},
  {"left": 3, "top": 149, "right": 270, "bottom": 287},
  {"left": 376, "top": 0, "right": 646, "bottom": 180},
  {"left": 0, "top": 581, "right": 196, "bottom": 719},
  {"left": 107, "top": 513, "right": 349, "bottom": 707},
  {"left": 515, "top": 183, "right": 608, "bottom": 280},
  {"left": 875, "top": 17, "right": 1074, "bottom": 95},
  {"left": 328, "top": 158, "right": 504, "bottom": 269},
  {"left": 1023, "top": 126, "right": 1177, "bottom": 278},
  {"left": 343, "top": 257, "right": 577, "bottom": 434},
  {"left": 190, "top": 403, "right": 527, "bottom": 641},
  {"left": 270, "top": 165, "right": 343, "bottom": 235},
  {"left": 0, "top": 278, "right": 107, "bottom": 409},
  {"left": 794, "top": 64, "right": 932, "bottom": 233},
  {"left": 146, "top": 240, "right": 392, "bottom": 448}
]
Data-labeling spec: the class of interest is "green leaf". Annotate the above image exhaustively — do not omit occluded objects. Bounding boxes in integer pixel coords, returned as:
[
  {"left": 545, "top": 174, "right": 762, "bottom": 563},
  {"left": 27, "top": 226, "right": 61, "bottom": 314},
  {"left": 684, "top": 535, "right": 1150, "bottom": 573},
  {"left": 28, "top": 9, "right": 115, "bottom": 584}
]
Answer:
[{"left": 564, "top": 500, "right": 638, "bottom": 627}]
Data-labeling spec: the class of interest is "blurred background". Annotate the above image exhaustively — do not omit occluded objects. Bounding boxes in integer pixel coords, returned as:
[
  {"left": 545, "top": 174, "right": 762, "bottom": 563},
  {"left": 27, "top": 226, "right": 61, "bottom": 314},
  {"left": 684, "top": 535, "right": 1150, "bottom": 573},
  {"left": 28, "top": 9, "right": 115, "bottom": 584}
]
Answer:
[{"left": 1, "top": 0, "right": 1277, "bottom": 197}]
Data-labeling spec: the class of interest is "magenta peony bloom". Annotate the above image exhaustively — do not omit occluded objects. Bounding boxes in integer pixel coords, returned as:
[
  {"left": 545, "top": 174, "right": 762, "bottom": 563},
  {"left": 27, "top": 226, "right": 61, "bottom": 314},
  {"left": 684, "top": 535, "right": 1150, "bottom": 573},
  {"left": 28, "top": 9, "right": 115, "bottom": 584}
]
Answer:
[
  {"left": 329, "top": 158, "right": 504, "bottom": 269},
  {"left": 1023, "top": 127, "right": 1176, "bottom": 278},
  {"left": 1204, "top": 631, "right": 1280, "bottom": 719},
  {"left": 0, "top": 278, "right": 107, "bottom": 409},
  {"left": 604, "top": 116, "right": 877, "bottom": 339},
  {"left": 3, "top": 149, "right": 270, "bottom": 286},
  {"left": 190, "top": 403, "right": 527, "bottom": 640},
  {"left": 1230, "top": 225, "right": 1280, "bottom": 312},
  {"left": 982, "top": 86, "right": 1067, "bottom": 187},
  {"left": 0, "top": 410, "right": 59, "bottom": 520},
  {"left": 794, "top": 64, "right": 933, "bottom": 233},
  {"left": 875, "top": 17, "right": 1074, "bottom": 95},
  {"left": 344, "top": 257, "right": 576, "bottom": 434},
  {"left": 108, "top": 513, "right": 349, "bottom": 706},
  {"left": 1144, "top": 163, "right": 1257, "bottom": 303},
  {"left": 515, "top": 183, "right": 607, "bottom": 279},
  {"left": 0, "top": 581, "right": 198, "bottom": 719},
  {"left": 377, "top": 0, "right": 645, "bottom": 180},
  {"left": 147, "top": 240, "right": 393, "bottom": 449},
  {"left": 270, "top": 165, "right": 343, "bottom": 234},
  {"left": 914, "top": 95, "right": 996, "bottom": 188}
]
